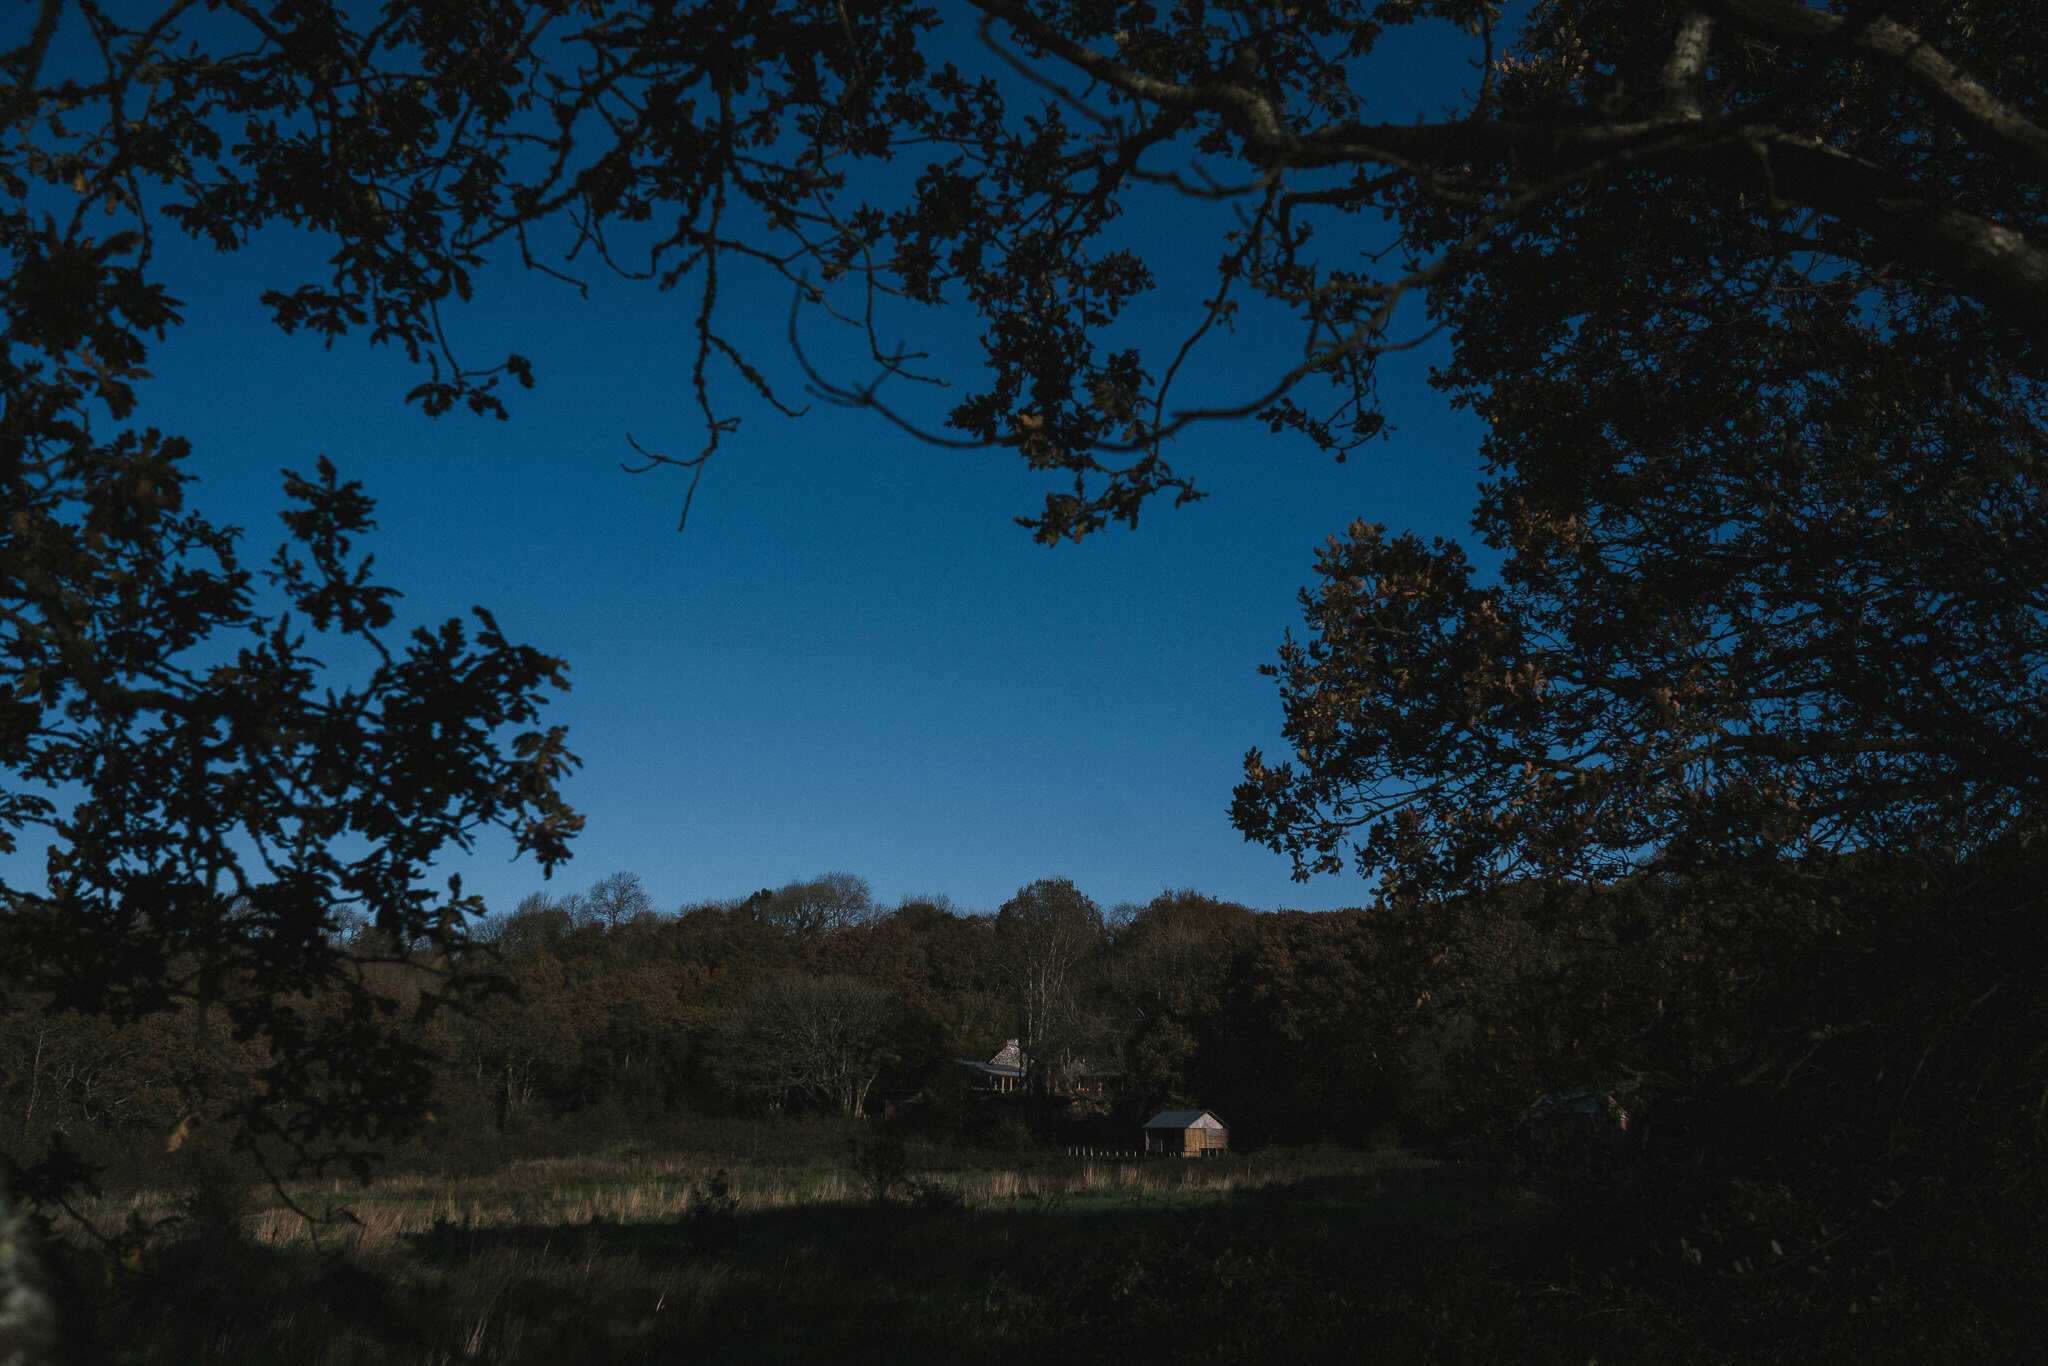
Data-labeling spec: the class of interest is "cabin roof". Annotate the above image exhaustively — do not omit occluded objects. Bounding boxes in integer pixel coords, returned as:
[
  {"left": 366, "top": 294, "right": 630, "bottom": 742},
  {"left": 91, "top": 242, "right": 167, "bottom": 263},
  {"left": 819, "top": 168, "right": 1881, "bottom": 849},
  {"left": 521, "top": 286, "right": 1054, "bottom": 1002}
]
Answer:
[
  {"left": 957, "top": 1060, "right": 1024, "bottom": 1078},
  {"left": 1143, "top": 1109, "right": 1227, "bottom": 1131}
]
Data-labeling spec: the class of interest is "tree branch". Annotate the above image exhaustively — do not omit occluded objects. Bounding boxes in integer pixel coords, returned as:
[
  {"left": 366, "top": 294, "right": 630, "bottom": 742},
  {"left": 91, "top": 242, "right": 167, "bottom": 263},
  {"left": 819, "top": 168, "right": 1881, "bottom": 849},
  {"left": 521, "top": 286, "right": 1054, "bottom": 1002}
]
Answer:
[
  {"left": 1705, "top": 0, "right": 2048, "bottom": 181},
  {"left": 1658, "top": 10, "right": 1715, "bottom": 122},
  {"left": 1758, "top": 134, "right": 2048, "bottom": 329}
]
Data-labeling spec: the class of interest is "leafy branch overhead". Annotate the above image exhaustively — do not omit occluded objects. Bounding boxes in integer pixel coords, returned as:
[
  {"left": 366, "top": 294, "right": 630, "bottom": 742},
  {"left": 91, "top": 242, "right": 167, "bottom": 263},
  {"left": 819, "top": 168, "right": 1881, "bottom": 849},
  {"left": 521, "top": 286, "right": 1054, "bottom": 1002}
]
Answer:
[
  {"left": 12, "top": 3, "right": 2043, "bottom": 535},
  {"left": 1228, "top": 4, "right": 2048, "bottom": 892},
  {"left": 1, "top": 425, "right": 582, "bottom": 1176}
]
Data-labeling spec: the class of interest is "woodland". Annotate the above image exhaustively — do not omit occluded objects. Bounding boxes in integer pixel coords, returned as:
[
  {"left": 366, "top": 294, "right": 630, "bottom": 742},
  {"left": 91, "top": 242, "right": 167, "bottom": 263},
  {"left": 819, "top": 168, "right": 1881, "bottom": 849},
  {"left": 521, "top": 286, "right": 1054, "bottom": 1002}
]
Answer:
[{"left": 4, "top": 0, "right": 2046, "bottom": 1360}]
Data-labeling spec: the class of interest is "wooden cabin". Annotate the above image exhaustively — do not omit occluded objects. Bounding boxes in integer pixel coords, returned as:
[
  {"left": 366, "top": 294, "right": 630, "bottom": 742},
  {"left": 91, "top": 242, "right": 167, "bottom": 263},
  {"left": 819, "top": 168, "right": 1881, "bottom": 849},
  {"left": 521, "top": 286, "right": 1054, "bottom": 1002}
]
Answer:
[
  {"left": 957, "top": 1039, "right": 1026, "bottom": 1094},
  {"left": 1143, "top": 1109, "right": 1229, "bottom": 1156},
  {"left": 957, "top": 1039, "right": 1126, "bottom": 1097}
]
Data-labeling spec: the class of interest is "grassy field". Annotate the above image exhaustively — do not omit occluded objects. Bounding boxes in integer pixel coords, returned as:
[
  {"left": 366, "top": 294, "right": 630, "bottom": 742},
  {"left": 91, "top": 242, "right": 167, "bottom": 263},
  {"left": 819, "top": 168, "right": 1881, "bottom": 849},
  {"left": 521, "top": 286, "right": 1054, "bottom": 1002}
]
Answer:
[
  {"left": 41, "top": 1134, "right": 1593, "bottom": 1364},
  {"left": 74, "top": 1143, "right": 1388, "bottom": 1248},
  {"left": 40, "top": 1126, "right": 1986, "bottom": 1364}
]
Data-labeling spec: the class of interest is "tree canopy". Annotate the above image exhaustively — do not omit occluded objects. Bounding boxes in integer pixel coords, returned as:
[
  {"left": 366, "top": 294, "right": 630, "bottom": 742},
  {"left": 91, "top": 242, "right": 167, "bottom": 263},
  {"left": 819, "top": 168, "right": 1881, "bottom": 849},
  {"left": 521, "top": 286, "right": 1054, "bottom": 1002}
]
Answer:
[
  {"left": 0, "top": 439, "right": 582, "bottom": 1177},
  {"left": 1224, "top": 0, "right": 2047, "bottom": 889}
]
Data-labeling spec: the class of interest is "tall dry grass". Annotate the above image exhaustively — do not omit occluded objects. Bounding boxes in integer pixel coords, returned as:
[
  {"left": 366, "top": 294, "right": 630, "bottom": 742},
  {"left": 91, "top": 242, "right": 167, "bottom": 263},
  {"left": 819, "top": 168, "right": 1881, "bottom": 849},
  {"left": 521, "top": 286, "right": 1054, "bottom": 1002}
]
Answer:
[
  {"left": 52, "top": 1142, "right": 1880, "bottom": 1365},
  {"left": 60, "top": 1144, "right": 1414, "bottom": 1251}
]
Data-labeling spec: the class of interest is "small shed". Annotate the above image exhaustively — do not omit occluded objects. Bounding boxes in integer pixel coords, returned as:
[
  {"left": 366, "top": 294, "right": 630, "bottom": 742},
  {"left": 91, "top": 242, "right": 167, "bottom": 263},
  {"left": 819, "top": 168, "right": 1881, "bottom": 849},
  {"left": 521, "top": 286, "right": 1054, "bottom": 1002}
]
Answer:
[{"left": 1143, "top": 1109, "right": 1229, "bottom": 1157}]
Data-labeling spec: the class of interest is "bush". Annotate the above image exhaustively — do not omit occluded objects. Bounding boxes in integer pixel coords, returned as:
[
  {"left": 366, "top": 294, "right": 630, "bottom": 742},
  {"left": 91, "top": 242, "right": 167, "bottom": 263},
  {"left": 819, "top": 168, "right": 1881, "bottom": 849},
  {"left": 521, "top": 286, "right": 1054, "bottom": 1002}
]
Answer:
[
  {"left": 901, "top": 1175, "right": 964, "bottom": 1211},
  {"left": 168, "top": 1147, "right": 254, "bottom": 1255},
  {"left": 847, "top": 1136, "right": 912, "bottom": 1204},
  {"left": 680, "top": 1169, "right": 739, "bottom": 1254}
]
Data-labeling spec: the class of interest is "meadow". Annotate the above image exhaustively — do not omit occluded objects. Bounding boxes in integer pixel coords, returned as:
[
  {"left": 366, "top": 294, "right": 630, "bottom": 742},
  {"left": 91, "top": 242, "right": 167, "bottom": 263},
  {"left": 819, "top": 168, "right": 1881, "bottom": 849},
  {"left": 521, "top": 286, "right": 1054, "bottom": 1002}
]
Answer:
[
  {"left": 50, "top": 1128, "right": 1674, "bottom": 1366},
  {"left": 35, "top": 1091, "right": 2041, "bottom": 1365}
]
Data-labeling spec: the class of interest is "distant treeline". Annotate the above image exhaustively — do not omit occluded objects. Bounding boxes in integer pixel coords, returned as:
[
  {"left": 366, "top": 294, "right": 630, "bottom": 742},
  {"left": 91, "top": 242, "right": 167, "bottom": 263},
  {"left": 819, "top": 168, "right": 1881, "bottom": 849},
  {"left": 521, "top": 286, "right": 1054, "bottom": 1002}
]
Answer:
[{"left": 10, "top": 846, "right": 2039, "bottom": 1180}]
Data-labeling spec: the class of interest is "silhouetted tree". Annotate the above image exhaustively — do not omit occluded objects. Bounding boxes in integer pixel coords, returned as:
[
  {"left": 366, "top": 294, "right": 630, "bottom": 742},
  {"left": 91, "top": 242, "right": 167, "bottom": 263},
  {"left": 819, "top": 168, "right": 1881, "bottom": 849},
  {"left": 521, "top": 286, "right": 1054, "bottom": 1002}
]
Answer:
[
  {"left": 580, "top": 871, "right": 656, "bottom": 932},
  {"left": 744, "top": 873, "right": 880, "bottom": 938},
  {"left": 1227, "top": 3, "right": 2047, "bottom": 892},
  {"left": 0, "top": 451, "right": 577, "bottom": 1186}
]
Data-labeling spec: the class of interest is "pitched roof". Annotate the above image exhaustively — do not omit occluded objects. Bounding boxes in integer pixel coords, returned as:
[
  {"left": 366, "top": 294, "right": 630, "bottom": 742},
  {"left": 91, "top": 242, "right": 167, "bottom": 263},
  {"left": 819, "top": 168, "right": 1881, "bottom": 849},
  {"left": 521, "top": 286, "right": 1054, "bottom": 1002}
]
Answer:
[
  {"left": 1143, "top": 1109, "right": 1227, "bottom": 1130},
  {"left": 957, "top": 1059, "right": 1023, "bottom": 1077}
]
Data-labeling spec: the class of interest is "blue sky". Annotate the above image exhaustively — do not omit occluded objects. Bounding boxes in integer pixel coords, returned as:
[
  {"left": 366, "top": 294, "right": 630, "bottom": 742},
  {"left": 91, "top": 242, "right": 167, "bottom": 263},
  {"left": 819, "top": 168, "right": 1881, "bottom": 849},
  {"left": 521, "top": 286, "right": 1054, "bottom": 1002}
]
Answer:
[{"left": 24, "top": 9, "right": 1504, "bottom": 919}]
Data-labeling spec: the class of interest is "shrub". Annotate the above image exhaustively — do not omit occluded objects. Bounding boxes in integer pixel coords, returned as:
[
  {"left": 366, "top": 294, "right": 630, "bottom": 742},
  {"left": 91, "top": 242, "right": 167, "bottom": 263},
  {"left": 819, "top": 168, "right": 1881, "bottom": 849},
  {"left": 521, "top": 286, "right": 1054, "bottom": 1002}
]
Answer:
[
  {"left": 847, "top": 1136, "right": 912, "bottom": 1204},
  {"left": 680, "top": 1169, "right": 739, "bottom": 1254},
  {"left": 902, "top": 1176, "right": 964, "bottom": 1211}
]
